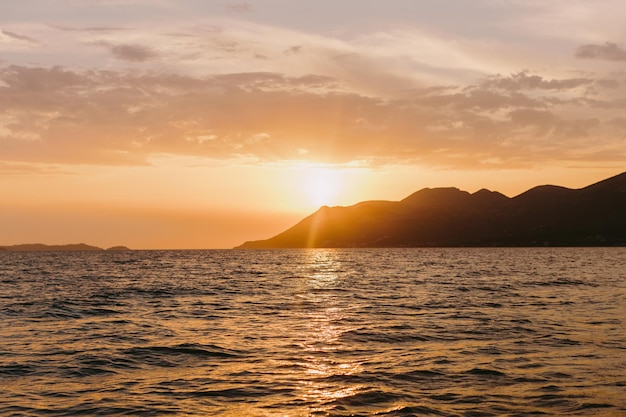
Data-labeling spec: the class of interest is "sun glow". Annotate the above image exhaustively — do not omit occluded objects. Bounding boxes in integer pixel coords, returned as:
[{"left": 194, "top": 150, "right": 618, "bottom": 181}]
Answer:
[{"left": 302, "top": 166, "right": 344, "bottom": 208}]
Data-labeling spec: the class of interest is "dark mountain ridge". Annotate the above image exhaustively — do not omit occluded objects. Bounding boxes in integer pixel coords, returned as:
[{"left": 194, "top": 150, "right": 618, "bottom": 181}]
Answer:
[{"left": 237, "top": 172, "right": 626, "bottom": 248}]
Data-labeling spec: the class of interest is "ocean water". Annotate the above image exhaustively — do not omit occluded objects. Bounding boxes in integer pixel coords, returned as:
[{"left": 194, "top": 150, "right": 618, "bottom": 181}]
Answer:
[{"left": 1, "top": 248, "right": 625, "bottom": 416}]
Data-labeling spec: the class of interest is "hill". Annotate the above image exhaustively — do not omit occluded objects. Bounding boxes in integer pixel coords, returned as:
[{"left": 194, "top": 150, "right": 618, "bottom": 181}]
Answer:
[{"left": 237, "top": 172, "right": 626, "bottom": 248}]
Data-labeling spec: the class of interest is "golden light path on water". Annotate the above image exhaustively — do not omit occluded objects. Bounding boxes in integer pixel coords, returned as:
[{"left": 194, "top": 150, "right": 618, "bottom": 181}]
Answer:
[
  {"left": 296, "top": 250, "right": 363, "bottom": 415},
  {"left": 213, "top": 250, "right": 365, "bottom": 417}
]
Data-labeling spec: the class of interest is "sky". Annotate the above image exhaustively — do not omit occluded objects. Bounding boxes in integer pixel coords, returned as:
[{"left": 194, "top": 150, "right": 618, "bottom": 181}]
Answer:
[{"left": 1, "top": 0, "right": 625, "bottom": 249}]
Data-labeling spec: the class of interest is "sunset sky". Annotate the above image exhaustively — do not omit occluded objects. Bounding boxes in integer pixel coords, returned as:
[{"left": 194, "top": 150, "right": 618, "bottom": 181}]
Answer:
[{"left": 1, "top": 0, "right": 625, "bottom": 249}]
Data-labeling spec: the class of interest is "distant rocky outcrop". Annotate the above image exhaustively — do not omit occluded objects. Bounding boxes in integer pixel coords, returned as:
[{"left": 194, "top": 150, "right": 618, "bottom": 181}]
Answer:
[
  {"left": 237, "top": 171, "right": 626, "bottom": 248},
  {"left": 0, "top": 243, "right": 131, "bottom": 252},
  {"left": 106, "top": 246, "right": 132, "bottom": 251}
]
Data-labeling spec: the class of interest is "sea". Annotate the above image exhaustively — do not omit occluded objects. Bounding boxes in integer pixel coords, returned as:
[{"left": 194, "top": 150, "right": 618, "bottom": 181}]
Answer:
[{"left": 1, "top": 248, "right": 625, "bottom": 416}]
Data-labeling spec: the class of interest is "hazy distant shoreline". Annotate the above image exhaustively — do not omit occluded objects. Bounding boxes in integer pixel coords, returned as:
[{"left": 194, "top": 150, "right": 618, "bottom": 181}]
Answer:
[{"left": 0, "top": 244, "right": 131, "bottom": 252}]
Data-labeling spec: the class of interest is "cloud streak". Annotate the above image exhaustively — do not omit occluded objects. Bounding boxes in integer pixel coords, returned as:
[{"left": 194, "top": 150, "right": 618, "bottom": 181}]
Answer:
[{"left": 1, "top": 29, "right": 39, "bottom": 45}]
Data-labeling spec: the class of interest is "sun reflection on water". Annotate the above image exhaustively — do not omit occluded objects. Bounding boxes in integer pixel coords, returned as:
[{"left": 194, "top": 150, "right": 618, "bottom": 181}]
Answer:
[{"left": 295, "top": 249, "right": 363, "bottom": 415}]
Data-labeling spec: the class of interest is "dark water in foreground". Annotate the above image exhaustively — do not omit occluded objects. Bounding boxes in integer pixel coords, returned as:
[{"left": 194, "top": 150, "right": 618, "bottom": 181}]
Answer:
[{"left": 1, "top": 248, "right": 625, "bottom": 416}]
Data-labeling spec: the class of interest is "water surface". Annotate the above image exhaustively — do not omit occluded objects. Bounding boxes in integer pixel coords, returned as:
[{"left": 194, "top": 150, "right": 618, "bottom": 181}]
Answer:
[{"left": 1, "top": 248, "right": 625, "bottom": 416}]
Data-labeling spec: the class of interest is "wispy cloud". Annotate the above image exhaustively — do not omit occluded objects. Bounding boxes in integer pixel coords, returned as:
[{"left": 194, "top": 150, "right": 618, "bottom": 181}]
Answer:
[
  {"left": 1, "top": 29, "right": 39, "bottom": 45},
  {"left": 51, "top": 25, "right": 129, "bottom": 33},
  {"left": 101, "top": 42, "right": 159, "bottom": 62},
  {"left": 575, "top": 42, "right": 626, "bottom": 61},
  {"left": 0, "top": 161, "right": 73, "bottom": 175},
  {"left": 227, "top": 3, "right": 251, "bottom": 13},
  {"left": 480, "top": 71, "right": 593, "bottom": 91}
]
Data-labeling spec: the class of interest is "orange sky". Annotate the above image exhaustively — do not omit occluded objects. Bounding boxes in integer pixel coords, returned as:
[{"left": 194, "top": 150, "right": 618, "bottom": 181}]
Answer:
[{"left": 1, "top": 1, "right": 625, "bottom": 248}]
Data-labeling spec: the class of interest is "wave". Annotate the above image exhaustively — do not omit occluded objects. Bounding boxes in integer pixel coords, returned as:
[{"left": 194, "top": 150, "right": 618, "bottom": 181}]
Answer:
[{"left": 1, "top": 248, "right": 624, "bottom": 416}]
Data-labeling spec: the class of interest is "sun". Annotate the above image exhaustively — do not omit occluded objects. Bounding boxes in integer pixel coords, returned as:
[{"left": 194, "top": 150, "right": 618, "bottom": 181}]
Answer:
[{"left": 302, "top": 166, "right": 343, "bottom": 208}]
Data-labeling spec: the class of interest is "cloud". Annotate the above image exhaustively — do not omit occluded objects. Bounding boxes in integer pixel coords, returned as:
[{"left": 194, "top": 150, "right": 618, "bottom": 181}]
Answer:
[
  {"left": 509, "top": 108, "right": 555, "bottom": 127},
  {"left": 51, "top": 25, "right": 128, "bottom": 33},
  {"left": 0, "top": 17, "right": 518, "bottom": 98},
  {"left": 0, "top": 65, "right": 87, "bottom": 92},
  {"left": 104, "top": 43, "right": 159, "bottom": 62},
  {"left": 575, "top": 42, "right": 626, "bottom": 61},
  {"left": 0, "top": 161, "right": 72, "bottom": 175},
  {"left": 284, "top": 45, "right": 303, "bottom": 55},
  {"left": 0, "top": 65, "right": 624, "bottom": 169},
  {"left": 481, "top": 71, "right": 592, "bottom": 91},
  {"left": 227, "top": 3, "right": 251, "bottom": 13},
  {"left": 1, "top": 29, "right": 39, "bottom": 45}
]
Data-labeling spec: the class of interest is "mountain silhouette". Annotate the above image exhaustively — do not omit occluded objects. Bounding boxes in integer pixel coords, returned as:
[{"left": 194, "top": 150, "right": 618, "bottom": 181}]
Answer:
[{"left": 237, "top": 172, "right": 626, "bottom": 248}]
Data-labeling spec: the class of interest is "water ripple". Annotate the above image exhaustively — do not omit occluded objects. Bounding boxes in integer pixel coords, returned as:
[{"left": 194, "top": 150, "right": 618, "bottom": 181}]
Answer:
[{"left": 0, "top": 248, "right": 624, "bottom": 416}]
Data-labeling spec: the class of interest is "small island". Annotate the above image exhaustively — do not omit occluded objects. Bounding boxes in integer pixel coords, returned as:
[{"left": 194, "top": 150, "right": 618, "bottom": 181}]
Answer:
[{"left": 106, "top": 246, "right": 132, "bottom": 251}]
